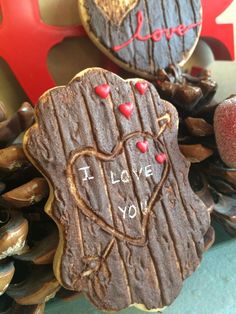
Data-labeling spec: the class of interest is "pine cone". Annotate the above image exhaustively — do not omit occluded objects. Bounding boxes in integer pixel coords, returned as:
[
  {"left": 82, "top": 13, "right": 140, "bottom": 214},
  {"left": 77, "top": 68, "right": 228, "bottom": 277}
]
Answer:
[
  {"left": 0, "top": 102, "right": 60, "bottom": 313},
  {"left": 155, "top": 66, "right": 217, "bottom": 116},
  {"left": 156, "top": 67, "right": 236, "bottom": 236}
]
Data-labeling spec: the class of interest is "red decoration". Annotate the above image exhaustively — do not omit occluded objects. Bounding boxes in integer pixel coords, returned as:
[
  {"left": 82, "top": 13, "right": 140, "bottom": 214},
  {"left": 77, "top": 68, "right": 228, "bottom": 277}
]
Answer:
[
  {"left": 113, "top": 11, "right": 201, "bottom": 52},
  {"left": 155, "top": 153, "right": 167, "bottom": 164},
  {"left": 0, "top": 0, "right": 86, "bottom": 104},
  {"left": 95, "top": 84, "right": 111, "bottom": 99},
  {"left": 136, "top": 140, "right": 148, "bottom": 153},
  {"left": 118, "top": 102, "right": 134, "bottom": 120},
  {"left": 201, "top": 0, "right": 235, "bottom": 60},
  {"left": 135, "top": 81, "right": 148, "bottom": 95}
]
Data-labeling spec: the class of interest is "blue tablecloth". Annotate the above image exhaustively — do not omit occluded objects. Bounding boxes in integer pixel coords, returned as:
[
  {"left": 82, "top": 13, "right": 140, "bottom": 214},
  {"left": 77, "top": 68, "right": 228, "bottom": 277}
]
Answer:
[{"left": 46, "top": 222, "right": 235, "bottom": 314}]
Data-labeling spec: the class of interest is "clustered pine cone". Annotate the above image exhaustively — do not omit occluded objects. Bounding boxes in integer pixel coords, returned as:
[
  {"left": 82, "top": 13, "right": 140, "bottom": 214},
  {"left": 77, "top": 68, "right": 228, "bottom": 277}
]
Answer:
[
  {"left": 0, "top": 102, "right": 61, "bottom": 314},
  {"left": 156, "top": 66, "right": 236, "bottom": 236}
]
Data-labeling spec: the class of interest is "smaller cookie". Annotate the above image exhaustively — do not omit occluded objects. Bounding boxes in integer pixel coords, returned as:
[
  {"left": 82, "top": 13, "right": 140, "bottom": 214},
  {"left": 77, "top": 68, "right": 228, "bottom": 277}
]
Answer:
[{"left": 78, "top": 0, "right": 202, "bottom": 78}]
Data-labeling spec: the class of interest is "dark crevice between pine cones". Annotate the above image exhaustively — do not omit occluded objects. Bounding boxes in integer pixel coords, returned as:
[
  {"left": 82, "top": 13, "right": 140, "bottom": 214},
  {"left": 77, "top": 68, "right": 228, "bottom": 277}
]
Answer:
[
  {"left": 0, "top": 102, "right": 71, "bottom": 314},
  {"left": 155, "top": 66, "right": 236, "bottom": 237}
]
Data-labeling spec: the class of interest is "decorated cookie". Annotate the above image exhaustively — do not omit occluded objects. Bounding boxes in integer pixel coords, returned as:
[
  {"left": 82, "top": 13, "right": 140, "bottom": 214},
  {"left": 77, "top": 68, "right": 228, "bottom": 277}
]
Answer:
[
  {"left": 78, "top": 0, "right": 202, "bottom": 78},
  {"left": 24, "top": 68, "right": 210, "bottom": 312}
]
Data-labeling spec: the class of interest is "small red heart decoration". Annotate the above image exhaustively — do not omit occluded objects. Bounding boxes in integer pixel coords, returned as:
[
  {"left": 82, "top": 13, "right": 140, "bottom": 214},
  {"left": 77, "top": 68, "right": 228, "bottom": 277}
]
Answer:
[
  {"left": 136, "top": 140, "right": 148, "bottom": 153},
  {"left": 118, "top": 102, "right": 134, "bottom": 119},
  {"left": 95, "top": 84, "right": 111, "bottom": 99},
  {"left": 135, "top": 81, "right": 149, "bottom": 95},
  {"left": 155, "top": 153, "right": 167, "bottom": 164}
]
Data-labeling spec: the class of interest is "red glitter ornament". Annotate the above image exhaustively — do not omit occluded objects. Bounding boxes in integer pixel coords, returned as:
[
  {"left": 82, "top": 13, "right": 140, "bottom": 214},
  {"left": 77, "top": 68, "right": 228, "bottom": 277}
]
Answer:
[
  {"left": 201, "top": 0, "right": 235, "bottom": 60},
  {"left": 0, "top": 0, "right": 86, "bottom": 104}
]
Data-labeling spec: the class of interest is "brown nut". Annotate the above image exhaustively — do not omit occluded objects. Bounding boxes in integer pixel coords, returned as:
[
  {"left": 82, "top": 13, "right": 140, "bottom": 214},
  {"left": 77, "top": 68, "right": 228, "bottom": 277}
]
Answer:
[
  {"left": 0, "top": 261, "right": 15, "bottom": 296},
  {"left": 0, "top": 211, "right": 28, "bottom": 260},
  {"left": 2, "top": 178, "right": 49, "bottom": 208},
  {"left": 0, "top": 145, "right": 29, "bottom": 173},
  {"left": 7, "top": 266, "right": 60, "bottom": 305},
  {"left": 179, "top": 144, "right": 214, "bottom": 163},
  {"left": 185, "top": 117, "right": 214, "bottom": 137}
]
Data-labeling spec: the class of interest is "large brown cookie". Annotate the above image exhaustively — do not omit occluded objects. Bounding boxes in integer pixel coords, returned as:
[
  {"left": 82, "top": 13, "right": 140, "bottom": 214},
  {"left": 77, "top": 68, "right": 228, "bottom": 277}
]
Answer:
[
  {"left": 78, "top": 0, "right": 202, "bottom": 78},
  {"left": 24, "top": 68, "right": 210, "bottom": 312}
]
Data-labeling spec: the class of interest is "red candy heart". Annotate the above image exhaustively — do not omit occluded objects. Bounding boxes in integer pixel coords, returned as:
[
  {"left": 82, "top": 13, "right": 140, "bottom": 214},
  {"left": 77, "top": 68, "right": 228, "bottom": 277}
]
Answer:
[
  {"left": 136, "top": 140, "right": 148, "bottom": 153},
  {"left": 95, "top": 84, "right": 111, "bottom": 99},
  {"left": 135, "top": 81, "right": 148, "bottom": 95},
  {"left": 155, "top": 153, "right": 167, "bottom": 164},
  {"left": 118, "top": 102, "right": 134, "bottom": 119}
]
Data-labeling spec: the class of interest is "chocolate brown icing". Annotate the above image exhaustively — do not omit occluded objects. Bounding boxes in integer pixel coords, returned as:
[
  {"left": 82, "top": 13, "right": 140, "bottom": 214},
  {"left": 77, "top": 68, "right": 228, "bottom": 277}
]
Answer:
[{"left": 25, "top": 68, "right": 210, "bottom": 311}]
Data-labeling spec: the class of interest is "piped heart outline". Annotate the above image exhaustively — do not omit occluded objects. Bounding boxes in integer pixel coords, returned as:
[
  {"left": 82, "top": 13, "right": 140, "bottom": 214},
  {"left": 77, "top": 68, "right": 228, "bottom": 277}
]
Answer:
[
  {"left": 66, "top": 132, "right": 169, "bottom": 246},
  {"left": 93, "top": 0, "right": 139, "bottom": 25}
]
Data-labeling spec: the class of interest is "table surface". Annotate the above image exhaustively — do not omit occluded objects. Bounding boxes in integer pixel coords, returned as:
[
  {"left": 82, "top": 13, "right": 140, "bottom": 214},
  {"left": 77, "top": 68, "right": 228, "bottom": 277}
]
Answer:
[{"left": 45, "top": 221, "right": 236, "bottom": 314}]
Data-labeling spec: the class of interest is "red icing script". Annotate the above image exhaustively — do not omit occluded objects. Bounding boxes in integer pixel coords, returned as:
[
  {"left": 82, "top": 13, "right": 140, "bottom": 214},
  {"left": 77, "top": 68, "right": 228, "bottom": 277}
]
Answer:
[{"left": 112, "top": 11, "right": 202, "bottom": 52}]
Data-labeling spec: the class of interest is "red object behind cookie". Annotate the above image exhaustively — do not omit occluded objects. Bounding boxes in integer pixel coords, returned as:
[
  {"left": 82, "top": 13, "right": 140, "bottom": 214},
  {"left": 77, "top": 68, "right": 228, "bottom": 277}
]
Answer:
[{"left": 214, "top": 96, "right": 236, "bottom": 168}]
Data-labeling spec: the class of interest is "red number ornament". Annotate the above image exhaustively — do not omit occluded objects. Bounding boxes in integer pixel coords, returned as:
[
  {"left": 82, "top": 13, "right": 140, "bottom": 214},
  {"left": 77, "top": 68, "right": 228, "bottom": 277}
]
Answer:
[
  {"left": 0, "top": 0, "right": 86, "bottom": 104},
  {"left": 201, "top": 0, "right": 235, "bottom": 61}
]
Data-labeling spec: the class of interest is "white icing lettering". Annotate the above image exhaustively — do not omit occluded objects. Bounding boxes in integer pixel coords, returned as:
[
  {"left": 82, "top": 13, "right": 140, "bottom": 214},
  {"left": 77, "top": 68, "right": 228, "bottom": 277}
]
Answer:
[
  {"left": 128, "top": 205, "right": 137, "bottom": 219},
  {"left": 145, "top": 165, "right": 153, "bottom": 177},
  {"left": 121, "top": 170, "right": 130, "bottom": 183},
  {"left": 118, "top": 206, "right": 127, "bottom": 219},
  {"left": 118, "top": 200, "right": 148, "bottom": 219},
  {"left": 132, "top": 167, "right": 143, "bottom": 180},
  {"left": 79, "top": 166, "right": 94, "bottom": 181},
  {"left": 111, "top": 171, "right": 120, "bottom": 184},
  {"left": 110, "top": 165, "right": 154, "bottom": 185}
]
